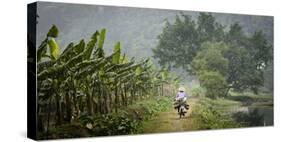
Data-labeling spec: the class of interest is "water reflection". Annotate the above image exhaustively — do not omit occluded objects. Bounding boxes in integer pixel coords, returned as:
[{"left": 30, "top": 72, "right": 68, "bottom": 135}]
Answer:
[{"left": 232, "top": 106, "right": 273, "bottom": 126}]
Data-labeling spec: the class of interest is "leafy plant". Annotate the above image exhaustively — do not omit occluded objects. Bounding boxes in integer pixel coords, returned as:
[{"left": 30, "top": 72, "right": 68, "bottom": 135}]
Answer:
[{"left": 36, "top": 25, "right": 178, "bottom": 139}]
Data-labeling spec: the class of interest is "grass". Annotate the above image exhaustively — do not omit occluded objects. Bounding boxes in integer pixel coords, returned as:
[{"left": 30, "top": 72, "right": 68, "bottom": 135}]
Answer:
[
  {"left": 190, "top": 89, "right": 273, "bottom": 129},
  {"left": 40, "top": 89, "right": 273, "bottom": 139},
  {"left": 202, "top": 97, "right": 241, "bottom": 106},
  {"left": 139, "top": 87, "right": 273, "bottom": 132},
  {"left": 140, "top": 97, "right": 200, "bottom": 133},
  {"left": 227, "top": 91, "right": 273, "bottom": 106},
  {"left": 191, "top": 97, "right": 243, "bottom": 129}
]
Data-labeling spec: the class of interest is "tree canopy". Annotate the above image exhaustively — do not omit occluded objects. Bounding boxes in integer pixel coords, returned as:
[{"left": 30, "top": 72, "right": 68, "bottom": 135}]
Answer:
[{"left": 153, "top": 12, "right": 273, "bottom": 97}]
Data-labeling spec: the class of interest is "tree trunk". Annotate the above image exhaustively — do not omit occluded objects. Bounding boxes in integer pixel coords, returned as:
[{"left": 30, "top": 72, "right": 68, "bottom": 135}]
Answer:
[
  {"left": 65, "top": 92, "right": 72, "bottom": 123},
  {"left": 114, "top": 85, "right": 118, "bottom": 113},
  {"left": 161, "top": 83, "right": 164, "bottom": 96},
  {"left": 86, "top": 91, "right": 93, "bottom": 116},
  {"left": 124, "top": 86, "right": 128, "bottom": 106},
  {"left": 120, "top": 84, "right": 125, "bottom": 106},
  {"left": 46, "top": 97, "right": 52, "bottom": 139},
  {"left": 37, "top": 107, "right": 43, "bottom": 132},
  {"left": 73, "top": 93, "right": 80, "bottom": 119},
  {"left": 55, "top": 94, "right": 62, "bottom": 126},
  {"left": 91, "top": 87, "right": 96, "bottom": 114},
  {"left": 98, "top": 87, "right": 102, "bottom": 114},
  {"left": 130, "top": 86, "right": 134, "bottom": 105},
  {"left": 103, "top": 87, "right": 109, "bottom": 114},
  {"left": 108, "top": 89, "right": 112, "bottom": 113},
  {"left": 224, "top": 86, "right": 232, "bottom": 97}
]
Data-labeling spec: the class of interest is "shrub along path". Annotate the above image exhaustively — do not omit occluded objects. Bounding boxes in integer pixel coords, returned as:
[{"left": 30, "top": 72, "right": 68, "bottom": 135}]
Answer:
[{"left": 140, "top": 97, "right": 199, "bottom": 133}]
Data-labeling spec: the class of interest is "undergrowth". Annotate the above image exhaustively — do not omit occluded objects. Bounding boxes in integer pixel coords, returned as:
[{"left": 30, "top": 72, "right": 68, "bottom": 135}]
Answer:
[
  {"left": 192, "top": 97, "right": 243, "bottom": 129},
  {"left": 38, "top": 95, "right": 172, "bottom": 139}
]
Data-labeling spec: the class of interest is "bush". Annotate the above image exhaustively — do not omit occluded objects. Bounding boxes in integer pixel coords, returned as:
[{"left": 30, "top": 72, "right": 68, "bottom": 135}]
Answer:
[
  {"left": 198, "top": 71, "right": 228, "bottom": 99},
  {"left": 190, "top": 86, "right": 205, "bottom": 97},
  {"left": 77, "top": 96, "right": 172, "bottom": 136},
  {"left": 38, "top": 96, "right": 172, "bottom": 139},
  {"left": 38, "top": 123, "right": 92, "bottom": 140},
  {"left": 192, "top": 97, "right": 242, "bottom": 129}
]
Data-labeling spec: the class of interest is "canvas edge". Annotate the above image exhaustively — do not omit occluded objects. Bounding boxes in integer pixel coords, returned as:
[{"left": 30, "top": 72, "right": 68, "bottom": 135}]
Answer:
[{"left": 27, "top": 2, "right": 38, "bottom": 140}]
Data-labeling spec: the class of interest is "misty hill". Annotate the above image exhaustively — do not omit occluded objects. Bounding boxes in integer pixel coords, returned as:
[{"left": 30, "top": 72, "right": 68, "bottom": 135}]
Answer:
[{"left": 37, "top": 2, "right": 273, "bottom": 61}]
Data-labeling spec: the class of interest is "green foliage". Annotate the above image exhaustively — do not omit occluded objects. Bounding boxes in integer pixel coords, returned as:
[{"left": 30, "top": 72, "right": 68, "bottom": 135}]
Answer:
[
  {"left": 38, "top": 123, "right": 91, "bottom": 139},
  {"left": 74, "top": 40, "right": 85, "bottom": 54},
  {"left": 37, "top": 26, "right": 177, "bottom": 139},
  {"left": 37, "top": 39, "right": 48, "bottom": 62},
  {"left": 79, "top": 114, "right": 139, "bottom": 136},
  {"left": 263, "top": 62, "right": 273, "bottom": 92},
  {"left": 195, "top": 105, "right": 240, "bottom": 129},
  {"left": 98, "top": 28, "right": 106, "bottom": 49},
  {"left": 153, "top": 14, "right": 199, "bottom": 71},
  {"left": 197, "top": 12, "right": 225, "bottom": 42},
  {"left": 135, "top": 66, "right": 142, "bottom": 76},
  {"left": 76, "top": 96, "right": 171, "bottom": 136},
  {"left": 112, "top": 41, "right": 121, "bottom": 64},
  {"left": 160, "top": 71, "right": 168, "bottom": 80},
  {"left": 192, "top": 41, "right": 228, "bottom": 75},
  {"left": 193, "top": 97, "right": 242, "bottom": 129},
  {"left": 153, "top": 13, "right": 225, "bottom": 71},
  {"left": 191, "top": 41, "right": 229, "bottom": 98},
  {"left": 198, "top": 71, "right": 227, "bottom": 98},
  {"left": 84, "top": 31, "right": 99, "bottom": 60},
  {"left": 153, "top": 12, "right": 273, "bottom": 95},
  {"left": 190, "top": 86, "right": 205, "bottom": 97},
  {"left": 47, "top": 38, "right": 60, "bottom": 60},
  {"left": 227, "top": 91, "right": 273, "bottom": 105},
  {"left": 249, "top": 31, "right": 273, "bottom": 68},
  {"left": 226, "top": 23, "right": 247, "bottom": 46},
  {"left": 37, "top": 25, "right": 60, "bottom": 62},
  {"left": 224, "top": 25, "right": 272, "bottom": 92},
  {"left": 47, "top": 25, "right": 59, "bottom": 38}
]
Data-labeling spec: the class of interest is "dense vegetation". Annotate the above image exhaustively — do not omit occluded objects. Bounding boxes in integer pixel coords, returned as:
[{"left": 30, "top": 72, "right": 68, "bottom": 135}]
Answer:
[
  {"left": 36, "top": 25, "right": 177, "bottom": 139},
  {"left": 35, "top": 8, "right": 273, "bottom": 139},
  {"left": 153, "top": 13, "right": 273, "bottom": 98},
  {"left": 190, "top": 90, "right": 273, "bottom": 129},
  {"left": 38, "top": 96, "right": 171, "bottom": 139},
  {"left": 192, "top": 97, "right": 242, "bottom": 129}
]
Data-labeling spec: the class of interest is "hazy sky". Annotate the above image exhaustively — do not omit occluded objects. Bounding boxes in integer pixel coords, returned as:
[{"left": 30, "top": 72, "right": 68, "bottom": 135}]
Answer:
[{"left": 36, "top": 2, "right": 273, "bottom": 59}]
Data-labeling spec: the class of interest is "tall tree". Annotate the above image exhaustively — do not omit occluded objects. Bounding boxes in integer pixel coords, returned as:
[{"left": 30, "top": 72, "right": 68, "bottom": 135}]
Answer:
[
  {"left": 153, "top": 14, "right": 199, "bottom": 72},
  {"left": 153, "top": 12, "right": 273, "bottom": 96},
  {"left": 191, "top": 41, "right": 229, "bottom": 98}
]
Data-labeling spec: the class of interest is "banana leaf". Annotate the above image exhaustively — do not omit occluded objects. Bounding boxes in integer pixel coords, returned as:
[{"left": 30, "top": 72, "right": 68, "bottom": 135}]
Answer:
[{"left": 48, "top": 38, "right": 60, "bottom": 60}]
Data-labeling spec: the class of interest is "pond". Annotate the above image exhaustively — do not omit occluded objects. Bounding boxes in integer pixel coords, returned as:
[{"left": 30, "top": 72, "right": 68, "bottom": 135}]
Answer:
[
  {"left": 229, "top": 105, "right": 273, "bottom": 126},
  {"left": 248, "top": 106, "right": 273, "bottom": 126}
]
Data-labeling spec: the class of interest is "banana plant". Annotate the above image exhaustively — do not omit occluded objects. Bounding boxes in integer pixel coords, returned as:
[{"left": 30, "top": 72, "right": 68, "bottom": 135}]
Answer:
[{"left": 37, "top": 25, "right": 178, "bottom": 136}]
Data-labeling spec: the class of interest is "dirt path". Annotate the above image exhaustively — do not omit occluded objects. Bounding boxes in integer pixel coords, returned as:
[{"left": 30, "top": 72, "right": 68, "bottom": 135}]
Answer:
[{"left": 141, "top": 97, "right": 199, "bottom": 133}]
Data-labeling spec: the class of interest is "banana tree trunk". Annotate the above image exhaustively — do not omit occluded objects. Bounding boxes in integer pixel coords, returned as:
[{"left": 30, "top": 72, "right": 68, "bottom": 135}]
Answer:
[
  {"left": 86, "top": 91, "right": 93, "bottom": 116},
  {"left": 98, "top": 87, "right": 102, "bottom": 114},
  {"left": 73, "top": 93, "right": 80, "bottom": 118},
  {"left": 46, "top": 97, "right": 52, "bottom": 139},
  {"left": 120, "top": 84, "right": 126, "bottom": 106},
  {"left": 65, "top": 92, "right": 72, "bottom": 123},
  {"left": 124, "top": 86, "right": 128, "bottom": 106},
  {"left": 91, "top": 87, "right": 97, "bottom": 114},
  {"left": 114, "top": 85, "right": 118, "bottom": 113},
  {"left": 55, "top": 94, "right": 62, "bottom": 125},
  {"left": 108, "top": 89, "right": 112, "bottom": 113},
  {"left": 102, "top": 86, "right": 109, "bottom": 114}
]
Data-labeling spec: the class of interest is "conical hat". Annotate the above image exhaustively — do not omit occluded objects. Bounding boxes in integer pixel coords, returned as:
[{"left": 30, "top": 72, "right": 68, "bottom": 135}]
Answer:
[{"left": 178, "top": 87, "right": 185, "bottom": 92}]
